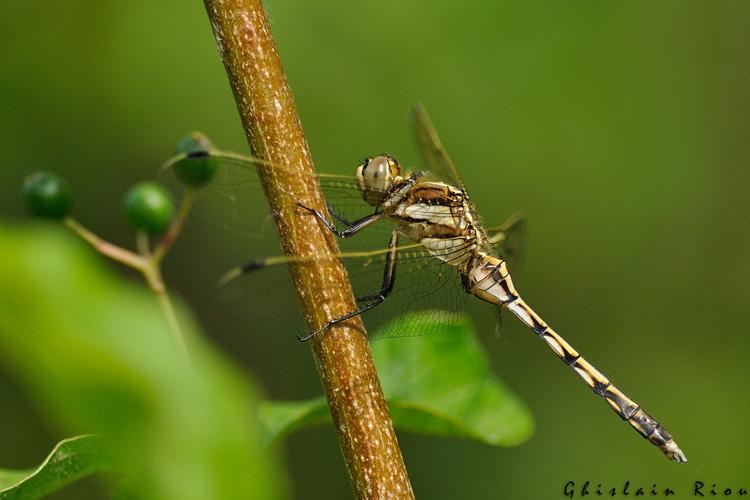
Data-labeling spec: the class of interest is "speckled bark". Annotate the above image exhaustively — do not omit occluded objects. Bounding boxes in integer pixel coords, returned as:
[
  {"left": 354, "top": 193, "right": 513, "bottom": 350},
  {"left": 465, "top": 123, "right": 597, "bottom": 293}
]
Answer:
[{"left": 202, "top": 1, "right": 414, "bottom": 498}]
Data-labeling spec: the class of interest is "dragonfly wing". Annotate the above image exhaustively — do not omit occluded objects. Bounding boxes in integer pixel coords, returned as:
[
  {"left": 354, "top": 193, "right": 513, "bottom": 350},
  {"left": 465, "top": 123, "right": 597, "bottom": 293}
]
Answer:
[
  {"left": 353, "top": 240, "right": 470, "bottom": 340},
  {"left": 486, "top": 211, "right": 526, "bottom": 274},
  {"left": 411, "top": 103, "right": 466, "bottom": 190},
  {"left": 217, "top": 231, "right": 471, "bottom": 341},
  {"left": 159, "top": 149, "right": 370, "bottom": 236}
]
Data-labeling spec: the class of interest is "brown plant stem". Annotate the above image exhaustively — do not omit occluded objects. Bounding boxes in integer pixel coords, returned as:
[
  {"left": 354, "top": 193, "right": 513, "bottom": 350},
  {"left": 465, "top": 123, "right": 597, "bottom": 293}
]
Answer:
[{"left": 202, "top": 1, "right": 414, "bottom": 497}]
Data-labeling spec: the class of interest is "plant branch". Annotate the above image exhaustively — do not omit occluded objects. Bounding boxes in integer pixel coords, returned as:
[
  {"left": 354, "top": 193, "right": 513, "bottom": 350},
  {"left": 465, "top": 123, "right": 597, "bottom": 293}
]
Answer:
[
  {"left": 64, "top": 218, "right": 145, "bottom": 270},
  {"left": 152, "top": 280, "right": 191, "bottom": 363},
  {"left": 135, "top": 234, "right": 191, "bottom": 364},
  {"left": 153, "top": 189, "right": 196, "bottom": 264},
  {"left": 64, "top": 218, "right": 190, "bottom": 362},
  {"left": 202, "top": 1, "right": 414, "bottom": 497}
]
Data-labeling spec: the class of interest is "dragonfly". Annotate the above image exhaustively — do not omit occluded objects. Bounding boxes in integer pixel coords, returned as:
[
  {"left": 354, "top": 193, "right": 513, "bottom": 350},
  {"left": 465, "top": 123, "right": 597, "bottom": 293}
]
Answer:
[{"left": 163, "top": 103, "right": 686, "bottom": 463}]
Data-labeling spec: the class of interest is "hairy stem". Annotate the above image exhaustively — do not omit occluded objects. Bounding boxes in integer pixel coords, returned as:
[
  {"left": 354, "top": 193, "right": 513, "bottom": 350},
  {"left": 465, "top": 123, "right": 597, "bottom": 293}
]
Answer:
[{"left": 202, "top": 1, "right": 414, "bottom": 497}]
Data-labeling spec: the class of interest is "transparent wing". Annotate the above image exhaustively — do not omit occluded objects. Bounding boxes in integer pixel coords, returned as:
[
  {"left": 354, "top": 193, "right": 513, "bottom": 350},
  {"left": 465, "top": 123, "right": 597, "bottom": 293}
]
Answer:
[
  {"left": 486, "top": 211, "right": 527, "bottom": 274},
  {"left": 411, "top": 103, "right": 466, "bottom": 190},
  {"left": 159, "top": 150, "right": 377, "bottom": 236},
  {"left": 354, "top": 239, "right": 471, "bottom": 340},
  {"left": 217, "top": 235, "right": 472, "bottom": 341}
]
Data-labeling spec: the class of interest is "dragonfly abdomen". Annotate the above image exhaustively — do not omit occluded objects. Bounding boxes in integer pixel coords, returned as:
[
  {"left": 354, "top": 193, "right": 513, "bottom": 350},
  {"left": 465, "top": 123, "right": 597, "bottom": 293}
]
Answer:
[{"left": 464, "top": 252, "right": 687, "bottom": 463}]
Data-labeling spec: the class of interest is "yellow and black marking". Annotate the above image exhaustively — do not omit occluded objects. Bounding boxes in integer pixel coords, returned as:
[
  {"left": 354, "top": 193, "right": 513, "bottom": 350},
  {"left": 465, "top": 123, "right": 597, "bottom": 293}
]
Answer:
[{"left": 465, "top": 252, "right": 686, "bottom": 463}]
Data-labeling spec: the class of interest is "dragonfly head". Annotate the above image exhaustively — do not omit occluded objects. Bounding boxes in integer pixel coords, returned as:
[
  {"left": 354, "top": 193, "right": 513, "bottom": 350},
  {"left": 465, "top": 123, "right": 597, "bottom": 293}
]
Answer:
[{"left": 356, "top": 155, "right": 402, "bottom": 206}]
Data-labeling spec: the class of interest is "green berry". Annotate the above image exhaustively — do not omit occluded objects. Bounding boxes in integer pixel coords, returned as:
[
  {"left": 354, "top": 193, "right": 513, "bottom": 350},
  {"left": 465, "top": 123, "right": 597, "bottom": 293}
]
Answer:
[
  {"left": 122, "top": 182, "right": 175, "bottom": 234},
  {"left": 21, "top": 172, "right": 73, "bottom": 219},
  {"left": 172, "top": 132, "right": 218, "bottom": 187}
]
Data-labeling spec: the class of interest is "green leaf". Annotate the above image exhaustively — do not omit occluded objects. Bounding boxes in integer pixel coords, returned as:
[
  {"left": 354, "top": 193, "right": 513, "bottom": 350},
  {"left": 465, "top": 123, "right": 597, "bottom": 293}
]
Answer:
[
  {"left": 259, "top": 312, "right": 534, "bottom": 447},
  {"left": 0, "top": 435, "right": 111, "bottom": 499},
  {"left": 373, "top": 312, "right": 534, "bottom": 445},
  {"left": 258, "top": 398, "right": 329, "bottom": 449},
  {"left": 0, "top": 222, "right": 288, "bottom": 500}
]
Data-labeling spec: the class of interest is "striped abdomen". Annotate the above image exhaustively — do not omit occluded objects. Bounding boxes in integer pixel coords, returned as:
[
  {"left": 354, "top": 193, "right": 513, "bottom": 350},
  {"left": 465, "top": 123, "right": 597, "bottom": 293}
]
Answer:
[{"left": 464, "top": 253, "right": 686, "bottom": 463}]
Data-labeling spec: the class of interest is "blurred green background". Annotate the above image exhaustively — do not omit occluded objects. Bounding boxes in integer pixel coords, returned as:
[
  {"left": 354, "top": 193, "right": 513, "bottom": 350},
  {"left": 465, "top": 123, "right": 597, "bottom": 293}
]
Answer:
[{"left": 1, "top": 1, "right": 749, "bottom": 498}]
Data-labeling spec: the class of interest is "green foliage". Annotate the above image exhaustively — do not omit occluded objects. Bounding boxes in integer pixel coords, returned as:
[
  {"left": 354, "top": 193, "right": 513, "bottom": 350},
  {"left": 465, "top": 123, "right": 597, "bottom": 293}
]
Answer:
[
  {"left": 372, "top": 312, "right": 534, "bottom": 445},
  {"left": 121, "top": 182, "right": 175, "bottom": 234},
  {"left": 0, "top": 222, "right": 287, "bottom": 499},
  {"left": 172, "top": 132, "right": 218, "bottom": 187},
  {"left": 0, "top": 435, "right": 111, "bottom": 499},
  {"left": 259, "top": 312, "right": 534, "bottom": 448},
  {"left": 258, "top": 398, "right": 330, "bottom": 450},
  {"left": 21, "top": 172, "right": 73, "bottom": 220}
]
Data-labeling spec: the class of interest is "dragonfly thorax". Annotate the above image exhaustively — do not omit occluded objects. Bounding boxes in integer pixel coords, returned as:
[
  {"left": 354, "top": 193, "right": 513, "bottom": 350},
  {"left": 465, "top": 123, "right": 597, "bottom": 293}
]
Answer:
[
  {"left": 386, "top": 180, "right": 486, "bottom": 271},
  {"left": 356, "top": 155, "right": 404, "bottom": 206}
]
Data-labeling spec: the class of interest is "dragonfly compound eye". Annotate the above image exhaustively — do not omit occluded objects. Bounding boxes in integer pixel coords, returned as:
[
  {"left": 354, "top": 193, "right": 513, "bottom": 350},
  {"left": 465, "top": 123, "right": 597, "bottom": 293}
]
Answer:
[{"left": 356, "top": 155, "right": 401, "bottom": 206}]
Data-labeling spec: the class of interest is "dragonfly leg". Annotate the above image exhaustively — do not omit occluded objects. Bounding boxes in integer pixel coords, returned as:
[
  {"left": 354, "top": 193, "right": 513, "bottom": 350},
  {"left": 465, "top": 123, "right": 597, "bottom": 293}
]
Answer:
[
  {"left": 355, "top": 230, "right": 399, "bottom": 302},
  {"left": 298, "top": 230, "right": 400, "bottom": 342},
  {"left": 297, "top": 203, "right": 382, "bottom": 238}
]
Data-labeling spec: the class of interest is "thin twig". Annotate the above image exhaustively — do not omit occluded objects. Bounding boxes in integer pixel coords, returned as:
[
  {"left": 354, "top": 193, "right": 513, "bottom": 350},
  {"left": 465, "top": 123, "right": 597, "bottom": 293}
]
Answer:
[
  {"left": 153, "top": 189, "right": 196, "bottom": 264},
  {"left": 136, "top": 233, "right": 191, "bottom": 364},
  {"left": 64, "top": 217, "right": 190, "bottom": 363},
  {"left": 138, "top": 260, "right": 191, "bottom": 363},
  {"left": 135, "top": 230, "right": 150, "bottom": 257},
  {"left": 202, "top": 1, "right": 414, "bottom": 497},
  {"left": 64, "top": 218, "right": 145, "bottom": 270},
  {"left": 153, "top": 281, "right": 191, "bottom": 363}
]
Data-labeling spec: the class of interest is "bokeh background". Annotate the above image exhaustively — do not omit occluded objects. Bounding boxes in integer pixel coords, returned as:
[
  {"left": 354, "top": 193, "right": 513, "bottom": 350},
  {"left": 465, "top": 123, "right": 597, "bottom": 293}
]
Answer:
[{"left": 2, "top": 1, "right": 749, "bottom": 498}]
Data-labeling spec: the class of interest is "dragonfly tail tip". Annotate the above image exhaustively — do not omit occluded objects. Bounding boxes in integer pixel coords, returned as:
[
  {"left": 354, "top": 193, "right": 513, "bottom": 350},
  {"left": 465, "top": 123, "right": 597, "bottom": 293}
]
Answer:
[{"left": 666, "top": 441, "right": 687, "bottom": 463}]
